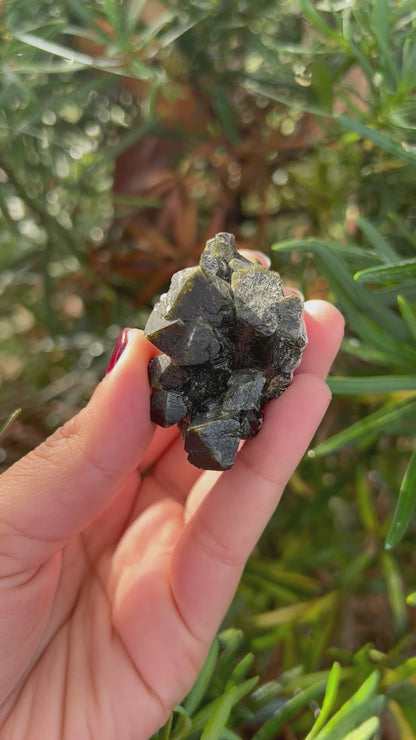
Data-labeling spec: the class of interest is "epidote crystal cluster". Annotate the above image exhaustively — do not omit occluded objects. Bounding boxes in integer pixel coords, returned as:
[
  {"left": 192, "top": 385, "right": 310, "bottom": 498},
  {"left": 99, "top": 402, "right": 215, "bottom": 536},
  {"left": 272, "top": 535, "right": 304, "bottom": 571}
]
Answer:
[{"left": 144, "top": 232, "right": 307, "bottom": 470}]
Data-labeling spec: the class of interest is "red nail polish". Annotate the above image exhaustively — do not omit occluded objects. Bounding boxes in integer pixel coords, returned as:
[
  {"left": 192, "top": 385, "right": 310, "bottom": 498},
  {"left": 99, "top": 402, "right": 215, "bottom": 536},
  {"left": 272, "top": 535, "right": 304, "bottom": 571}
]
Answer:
[{"left": 106, "top": 328, "right": 130, "bottom": 375}]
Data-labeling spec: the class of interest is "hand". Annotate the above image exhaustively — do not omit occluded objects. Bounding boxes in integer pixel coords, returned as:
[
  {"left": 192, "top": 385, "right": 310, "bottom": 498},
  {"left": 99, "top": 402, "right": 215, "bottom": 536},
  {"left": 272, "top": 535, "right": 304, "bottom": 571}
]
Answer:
[{"left": 0, "top": 300, "right": 343, "bottom": 739}]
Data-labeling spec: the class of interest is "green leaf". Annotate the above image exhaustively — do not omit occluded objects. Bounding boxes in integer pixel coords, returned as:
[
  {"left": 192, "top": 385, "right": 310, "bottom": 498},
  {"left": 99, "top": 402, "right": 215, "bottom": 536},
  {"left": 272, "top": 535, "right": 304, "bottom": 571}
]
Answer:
[
  {"left": 406, "top": 592, "right": 416, "bottom": 607},
  {"left": 183, "top": 639, "right": 219, "bottom": 716},
  {"left": 356, "top": 469, "right": 377, "bottom": 533},
  {"left": 334, "top": 114, "right": 416, "bottom": 166},
  {"left": 310, "top": 60, "right": 333, "bottom": 112},
  {"left": 397, "top": 295, "right": 416, "bottom": 343},
  {"left": 200, "top": 687, "right": 239, "bottom": 740},
  {"left": 385, "top": 449, "right": 416, "bottom": 549},
  {"left": 103, "top": 0, "right": 125, "bottom": 37},
  {"left": 245, "top": 561, "right": 319, "bottom": 596},
  {"left": 13, "top": 32, "right": 102, "bottom": 66},
  {"left": 401, "top": 35, "right": 416, "bottom": 92},
  {"left": 356, "top": 217, "right": 398, "bottom": 263},
  {"left": 8, "top": 60, "right": 87, "bottom": 73},
  {"left": 191, "top": 677, "right": 258, "bottom": 739},
  {"left": 372, "top": 0, "right": 398, "bottom": 87},
  {"left": 251, "top": 679, "right": 328, "bottom": 740},
  {"left": 12, "top": 31, "right": 130, "bottom": 76},
  {"left": 342, "top": 716, "right": 380, "bottom": 740},
  {"left": 169, "top": 705, "right": 193, "bottom": 740},
  {"left": 381, "top": 552, "right": 408, "bottom": 635},
  {"left": 158, "top": 709, "right": 174, "bottom": 740},
  {"left": 354, "top": 259, "right": 416, "bottom": 284},
  {"left": 227, "top": 653, "right": 255, "bottom": 687},
  {"left": 246, "top": 83, "right": 416, "bottom": 166},
  {"left": 0, "top": 408, "right": 21, "bottom": 438},
  {"left": 313, "top": 672, "right": 383, "bottom": 740},
  {"left": 383, "top": 656, "right": 416, "bottom": 687},
  {"left": 343, "top": 28, "right": 375, "bottom": 87},
  {"left": 273, "top": 238, "right": 410, "bottom": 346},
  {"left": 340, "top": 339, "right": 393, "bottom": 366},
  {"left": 250, "top": 593, "right": 338, "bottom": 630},
  {"left": 327, "top": 376, "right": 416, "bottom": 395},
  {"left": 298, "top": 0, "right": 342, "bottom": 44},
  {"left": 217, "top": 629, "right": 245, "bottom": 673},
  {"left": 65, "top": 0, "right": 115, "bottom": 45},
  {"left": 312, "top": 398, "right": 416, "bottom": 457},
  {"left": 305, "top": 662, "right": 342, "bottom": 739},
  {"left": 126, "top": 0, "right": 148, "bottom": 30}
]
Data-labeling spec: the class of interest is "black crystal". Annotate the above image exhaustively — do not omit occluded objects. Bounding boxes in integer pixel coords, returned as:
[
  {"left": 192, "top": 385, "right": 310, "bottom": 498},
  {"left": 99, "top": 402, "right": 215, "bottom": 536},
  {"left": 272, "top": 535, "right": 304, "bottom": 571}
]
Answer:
[{"left": 144, "top": 232, "right": 307, "bottom": 470}]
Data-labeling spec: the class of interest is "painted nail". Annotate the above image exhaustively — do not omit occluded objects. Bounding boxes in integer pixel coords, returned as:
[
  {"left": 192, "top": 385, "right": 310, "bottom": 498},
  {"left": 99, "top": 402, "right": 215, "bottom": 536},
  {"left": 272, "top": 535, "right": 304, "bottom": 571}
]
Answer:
[{"left": 105, "top": 328, "right": 130, "bottom": 375}]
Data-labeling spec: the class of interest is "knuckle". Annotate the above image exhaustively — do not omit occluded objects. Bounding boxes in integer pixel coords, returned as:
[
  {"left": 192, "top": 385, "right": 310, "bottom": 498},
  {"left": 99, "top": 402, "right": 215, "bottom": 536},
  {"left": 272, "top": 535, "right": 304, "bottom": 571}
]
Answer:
[
  {"left": 31, "top": 411, "right": 122, "bottom": 483},
  {"left": 32, "top": 413, "right": 84, "bottom": 464},
  {"left": 192, "top": 515, "right": 243, "bottom": 569}
]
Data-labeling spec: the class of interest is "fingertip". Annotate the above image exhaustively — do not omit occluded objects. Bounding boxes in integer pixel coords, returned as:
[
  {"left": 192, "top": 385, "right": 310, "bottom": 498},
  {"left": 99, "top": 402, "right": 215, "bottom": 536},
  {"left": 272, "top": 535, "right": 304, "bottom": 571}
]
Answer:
[
  {"left": 304, "top": 299, "right": 345, "bottom": 337},
  {"left": 299, "top": 300, "right": 344, "bottom": 379},
  {"left": 237, "top": 249, "right": 271, "bottom": 269},
  {"left": 89, "top": 328, "right": 157, "bottom": 470},
  {"left": 283, "top": 286, "right": 305, "bottom": 300},
  {"left": 104, "top": 328, "right": 158, "bottom": 378}
]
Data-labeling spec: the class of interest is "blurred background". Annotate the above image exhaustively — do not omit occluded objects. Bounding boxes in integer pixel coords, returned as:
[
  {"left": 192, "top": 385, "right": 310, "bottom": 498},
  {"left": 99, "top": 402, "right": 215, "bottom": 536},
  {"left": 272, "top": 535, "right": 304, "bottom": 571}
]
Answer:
[{"left": 1, "top": 1, "right": 416, "bottom": 737}]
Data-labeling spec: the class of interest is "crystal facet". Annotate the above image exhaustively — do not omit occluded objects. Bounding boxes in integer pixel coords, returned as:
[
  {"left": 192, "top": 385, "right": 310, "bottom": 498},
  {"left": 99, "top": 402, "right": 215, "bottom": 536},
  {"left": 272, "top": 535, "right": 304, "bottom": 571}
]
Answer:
[{"left": 144, "top": 232, "right": 307, "bottom": 470}]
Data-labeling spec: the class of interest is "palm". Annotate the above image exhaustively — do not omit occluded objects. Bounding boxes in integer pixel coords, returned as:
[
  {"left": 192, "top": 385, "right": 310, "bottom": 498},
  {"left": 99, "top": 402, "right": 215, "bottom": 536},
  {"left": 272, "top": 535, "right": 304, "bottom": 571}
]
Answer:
[
  {"left": 0, "top": 302, "right": 343, "bottom": 739},
  {"left": 4, "top": 453, "right": 205, "bottom": 739}
]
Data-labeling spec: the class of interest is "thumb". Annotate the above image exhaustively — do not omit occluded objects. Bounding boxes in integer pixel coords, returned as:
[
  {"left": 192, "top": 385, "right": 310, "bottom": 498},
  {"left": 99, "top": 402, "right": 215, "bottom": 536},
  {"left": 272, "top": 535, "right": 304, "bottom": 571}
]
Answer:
[{"left": 1, "top": 328, "right": 155, "bottom": 567}]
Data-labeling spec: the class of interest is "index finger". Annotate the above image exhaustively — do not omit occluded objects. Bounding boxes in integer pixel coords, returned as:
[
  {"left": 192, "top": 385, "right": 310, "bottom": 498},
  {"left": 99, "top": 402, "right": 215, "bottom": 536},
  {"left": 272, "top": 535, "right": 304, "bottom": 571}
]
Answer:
[{"left": 170, "top": 300, "right": 344, "bottom": 642}]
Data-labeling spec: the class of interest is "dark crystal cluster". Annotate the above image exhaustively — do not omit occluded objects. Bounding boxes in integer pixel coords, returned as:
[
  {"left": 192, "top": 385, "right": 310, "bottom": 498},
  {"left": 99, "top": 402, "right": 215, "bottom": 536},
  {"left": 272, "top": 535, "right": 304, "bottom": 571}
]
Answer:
[{"left": 144, "top": 233, "right": 307, "bottom": 470}]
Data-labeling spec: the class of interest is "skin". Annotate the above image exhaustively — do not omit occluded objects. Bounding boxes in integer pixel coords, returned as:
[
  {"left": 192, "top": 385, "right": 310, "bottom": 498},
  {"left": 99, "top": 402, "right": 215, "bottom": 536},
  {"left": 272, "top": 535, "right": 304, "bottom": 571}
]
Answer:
[{"left": 0, "top": 299, "right": 344, "bottom": 740}]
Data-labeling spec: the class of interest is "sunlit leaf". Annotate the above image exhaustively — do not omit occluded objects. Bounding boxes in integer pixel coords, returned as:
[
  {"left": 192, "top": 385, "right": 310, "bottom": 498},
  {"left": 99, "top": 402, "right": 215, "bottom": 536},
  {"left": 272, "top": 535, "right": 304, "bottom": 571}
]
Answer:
[
  {"left": 313, "top": 672, "right": 383, "bottom": 740},
  {"left": 356, "top": 216, "right": 398, "bottom": 264},
  {"left": 0, "top": 408, "right": 21, "bottom": 438},
  {"left": 342, "top": 716, "right": 380, "bottom": 740},
  {"left": 406, "top": 592, "right": 416, "bottom": 607},
  {"left": 274, "top": 239, "right": 409, "bottom": 346},
  {"left": 313, "top": 398, "right": 416, "bottom": 457},
  {"left": 200, "top": 687, "right": 239, "bottom": 740},
  {"left": 327, "top": 375, "right": 416, "bottom": 394},
  {"left": 305, "top": 662, "right": 341, "bottom": 739},
  {"left": 354, "top": 259, "right": 416, "bottom": 284}
]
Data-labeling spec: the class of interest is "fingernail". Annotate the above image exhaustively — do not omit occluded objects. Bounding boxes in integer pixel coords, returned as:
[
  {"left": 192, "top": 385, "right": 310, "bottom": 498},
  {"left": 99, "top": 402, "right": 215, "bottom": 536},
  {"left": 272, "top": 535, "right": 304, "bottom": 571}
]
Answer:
[
  {"left": 238, "top": 249, "right": 271, "bottom": 269},
  {"left": 284, "top": 286, "right": 305, "bottom": 301},
  {"left": 250, "top": 251, "right": 271, "bottom": 269},
  {"left": 106, "top": 328, "right": 130, "bottom": 375}
]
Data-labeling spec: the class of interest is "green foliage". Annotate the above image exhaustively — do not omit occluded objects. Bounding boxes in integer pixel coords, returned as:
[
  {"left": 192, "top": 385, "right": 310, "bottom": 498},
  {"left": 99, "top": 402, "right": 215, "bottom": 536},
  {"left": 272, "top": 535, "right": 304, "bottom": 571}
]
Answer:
[
  {"left": 152, "top": 630, "right": 416, "bottom": 739},
  {"left": 0, "top": 408, "right": 21, "bottom": 438},
  {"left": 2, "top": 0, "right": 416, "bottom": 737}
]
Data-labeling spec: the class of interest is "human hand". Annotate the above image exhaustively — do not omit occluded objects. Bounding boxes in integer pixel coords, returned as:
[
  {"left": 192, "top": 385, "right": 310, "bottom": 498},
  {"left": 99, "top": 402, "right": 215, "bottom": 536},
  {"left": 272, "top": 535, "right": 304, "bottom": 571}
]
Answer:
[{"left": 0, "top": 300, "right": 343, "bottom": 739}]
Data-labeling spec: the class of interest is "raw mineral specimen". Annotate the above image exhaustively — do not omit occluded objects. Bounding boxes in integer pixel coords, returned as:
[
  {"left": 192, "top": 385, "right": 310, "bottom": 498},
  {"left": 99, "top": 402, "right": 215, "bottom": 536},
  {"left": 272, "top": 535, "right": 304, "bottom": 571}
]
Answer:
[{"left": 144, "top": 232, "right": 307, "bottom": 470}]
